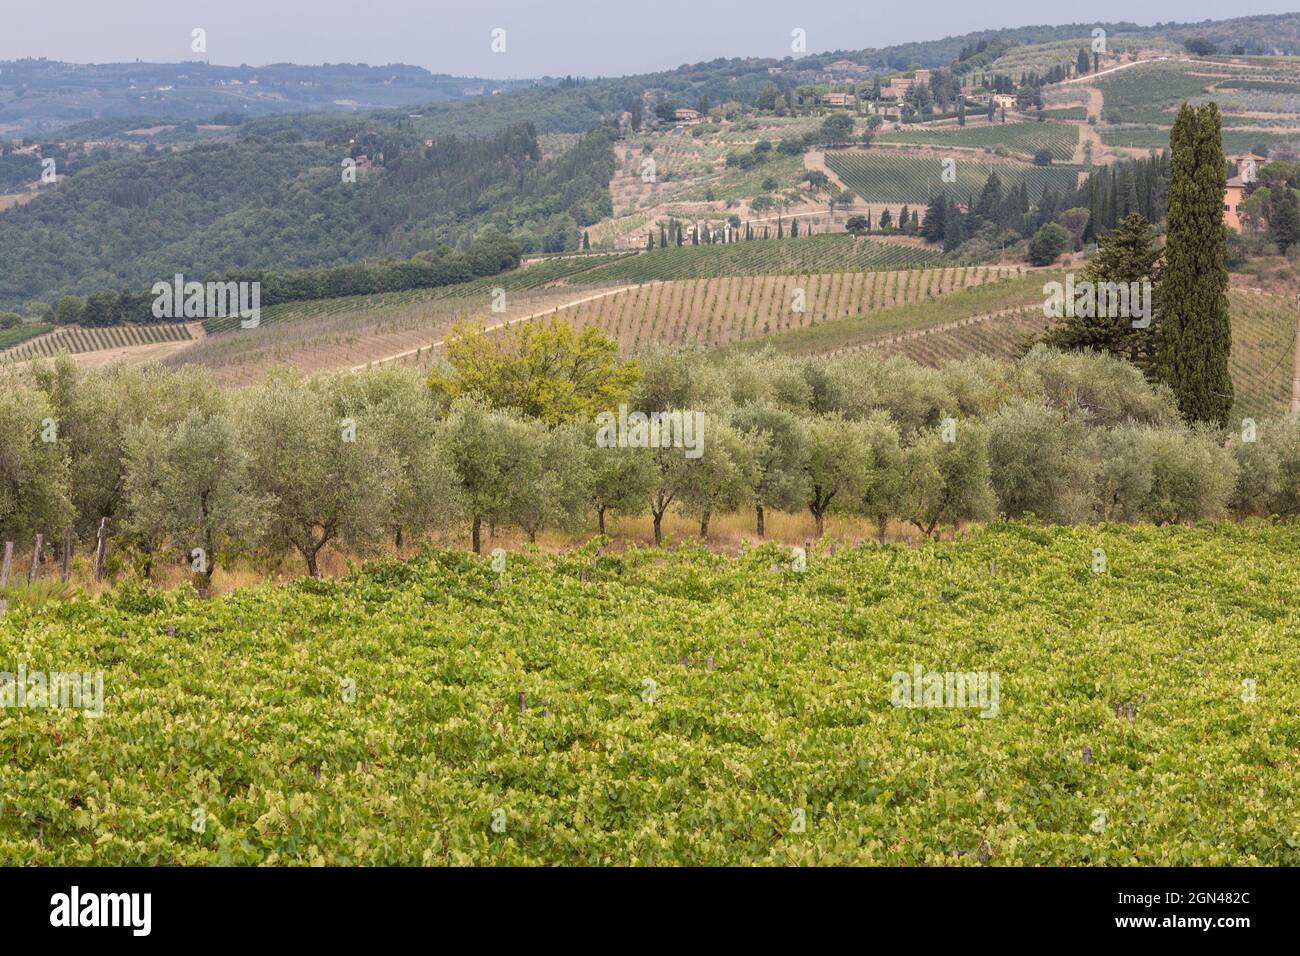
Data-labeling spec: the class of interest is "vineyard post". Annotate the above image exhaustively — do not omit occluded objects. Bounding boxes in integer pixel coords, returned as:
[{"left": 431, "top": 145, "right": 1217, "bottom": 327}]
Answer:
[
  {"left": 28, "top": 533, "right": 43, "bottom": 584},
  {"left": 0, "top": 541, "right": 11, "bottom": 588},
  {"left": 94, "top": 518, "right": 108, "bottom": 583},
  {"left": 61, "top": 526, "right": 72, "bottom": 582},
  {"left": 1291, "top": 293, "right": 1300, "bottom": 416}
]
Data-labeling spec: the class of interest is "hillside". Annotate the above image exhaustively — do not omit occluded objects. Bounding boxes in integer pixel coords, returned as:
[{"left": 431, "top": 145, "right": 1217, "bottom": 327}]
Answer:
[
  {"left": 0, "top": 124, "right": 615, "bottom": 308},
  {"left": 0, "top": 60, "right": 527, "bottom": 137}
]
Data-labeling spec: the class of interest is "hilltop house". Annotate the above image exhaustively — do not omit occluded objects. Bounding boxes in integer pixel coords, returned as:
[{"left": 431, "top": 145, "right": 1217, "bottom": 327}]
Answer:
[
  {"left": 1229, "top": 152, "right": 1266, "bottom": 183},
  {"left": 1224, "top": 175, "right": 1247, "bottom": 231},
  {"left": 881, "top": 69, "right": 931, "bottom": 101},
  {"left": 826, "top": 59, "right": 867, "bottom": 75},
  {"left": 1223, "top": 153, "right": 1267, "bottom": 231}
]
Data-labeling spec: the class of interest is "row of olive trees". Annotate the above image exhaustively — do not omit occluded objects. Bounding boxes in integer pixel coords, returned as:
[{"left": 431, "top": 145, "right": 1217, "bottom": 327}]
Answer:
[{"left": 2, "top": 344, "right": 1297, "bottom": 582}]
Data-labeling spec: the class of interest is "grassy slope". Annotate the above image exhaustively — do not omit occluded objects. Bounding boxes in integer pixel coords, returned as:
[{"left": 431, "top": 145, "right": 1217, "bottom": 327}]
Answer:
[{"left": 3, "top": 524, "right": 1298, "bottom": 865}]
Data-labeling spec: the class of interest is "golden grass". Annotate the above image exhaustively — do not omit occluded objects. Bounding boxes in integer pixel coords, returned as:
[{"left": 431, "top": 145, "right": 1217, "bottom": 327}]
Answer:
[{"left": 0, "top": 511, "right": 946, "bottom": 601}]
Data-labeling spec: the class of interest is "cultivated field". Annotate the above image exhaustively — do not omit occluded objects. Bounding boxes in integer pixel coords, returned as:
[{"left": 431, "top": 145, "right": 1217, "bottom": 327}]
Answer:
[
  {"left": 172, "top": 287, "right": 612, "bottom": 385},
  {"left": 825, "top": 151, "right": 1083, "bottom": 204},
  {"left": 544, "top": 265, "right": 1031, "bottom": 350},
  {"left": 4, "top": 523, "right": 1298, "bottom": 864},
  {"left": 0, "top": 322, "right": 194, "bottom": 361},
  {"left": 566, "top": 235, "right": 942, "bottom": 284},
  {"left": 874, "top": 122, "right": 1080, "bottom": 162}
]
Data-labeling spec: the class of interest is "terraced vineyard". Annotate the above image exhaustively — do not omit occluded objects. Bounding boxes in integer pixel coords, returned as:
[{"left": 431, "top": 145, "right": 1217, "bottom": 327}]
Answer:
[
  {"left": 567, "top": 235, "right": 941, "bottom": 284},
  {"left": 874, "top": 122, "right": 1079, "bottom": 161},
  {"left": 545, "top": 265, "right": 1031, "bottom": 350},
  {"left": 0, "top": 322, "right": 193, "bottom": 361},
  {"left": 825, "top": 152, "right": 1083, "bottom": 204}
]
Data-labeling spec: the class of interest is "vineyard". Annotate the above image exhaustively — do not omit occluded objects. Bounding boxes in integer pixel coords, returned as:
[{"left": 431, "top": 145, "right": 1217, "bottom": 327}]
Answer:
[
  {"left": 751, "top": 272, "right": 1055, "bottom": 356},
  {"left": 201, "top": 255, "right": 632, "bottom": 335},
  {"left": 834, "top": 308, "right": 1049, "bottom": 363},
  {"left": 173, "top": 287, "right": 603, "bottom": 386},
  {"left": 874, "top": 122, "right": 1079, "bottom": 161},
  {"left": 1099, "top": 126, "right": 1294, "bottom": 153},
  {"left": 824, "top": 152, "right": 1082, "bottom": 204},
  {"left": 3, "top": 522, "right": 1298, "bottom": 865},
  {"left": 0, "top": 322, "right": 51, "bottom": 351},
  {"left": 567, "top": 235, "right": 941, "bottom": 284},
  {"left": 1226, "top": 289, "right": 1297, "bottom": 420},
  {"left": 0, "top": 322, "right": 193, "bottom": 361},
  {"left": 545, "top": 265, "right": 1032, "bottom": 351},
  {"left": 1093, "top": 61, "right": 1223, "bottom": 125}
]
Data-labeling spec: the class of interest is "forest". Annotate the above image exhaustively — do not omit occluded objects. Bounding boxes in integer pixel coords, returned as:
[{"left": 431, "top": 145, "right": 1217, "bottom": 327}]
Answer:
[{"left": 0, "top": 123, "right": 615, "bottom": 311}]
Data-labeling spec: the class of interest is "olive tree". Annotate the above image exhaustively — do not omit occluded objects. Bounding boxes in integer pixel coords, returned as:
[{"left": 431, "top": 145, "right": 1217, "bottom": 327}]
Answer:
[
  {"left": 986, "top": 400, "right": 1098, "bottom": 523},
  {"left": 0, "top": 370, "right": 73, "bottom": 544},
  {"left": 505, "top": 420, "right": 592, "bottom": 543},
  {"left": 586, "top": 438, "right": 657, "bottom": 536},
  {"left": 900, "top": 420, "right": 996, "bottom": 536},
  {"left": 439, "top": 399, "right": 517, "bottom": 555},
  {"left": 122, "top": 410, "right": 268, "bottom": 589},
  {"left": 326, "top": 366, "right": 464, "bottom": 549},
  {"left": 732, "top": 403, "right": 808, "bottom": 536},
  {"left": 238, "top": 374, "right": 399, "bottom": 577},
  {"left": 677, "top": 421, "right": 760, "bottom": 537},
  {"left": 804, "top": 414, "right": 874, "bottom": 538},
  {"left": 1229, "top": 417, "right": 1300, "bottom": 518},
  {"left": 859, "top": 412, "right": 905, "bottom": 542}
]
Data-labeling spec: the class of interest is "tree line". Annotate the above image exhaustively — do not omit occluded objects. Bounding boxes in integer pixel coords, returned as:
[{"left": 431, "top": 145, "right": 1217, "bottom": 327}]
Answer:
[
  {"left": 2, "top": 319, "right": 1291, "bottom": 587},
  {"left": 46, "top": 232, "right": 523, "bottom": 328}
]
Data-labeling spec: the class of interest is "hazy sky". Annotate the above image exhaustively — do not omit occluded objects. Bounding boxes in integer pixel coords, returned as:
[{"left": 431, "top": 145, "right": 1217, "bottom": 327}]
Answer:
[{"left": 5, "top": 1, "right": 1297, "bottom": 78}]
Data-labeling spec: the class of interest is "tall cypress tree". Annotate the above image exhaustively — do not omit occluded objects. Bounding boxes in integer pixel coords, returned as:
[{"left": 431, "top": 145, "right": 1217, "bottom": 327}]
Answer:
[{"left": 1159, "top": 103, "right": 1232, "bottom": 425}]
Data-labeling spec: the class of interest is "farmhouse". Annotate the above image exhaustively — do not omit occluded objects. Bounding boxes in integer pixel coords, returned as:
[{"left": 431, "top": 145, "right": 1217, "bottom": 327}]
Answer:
[
  {"left": 822, "top": 91, "right": 856, "bottom": 107},
  {"left": 992, "top": 93, "right": 1016, "bottom": 110},
  {"left": 673, "top": 108, "right": 701, "bottom": 123},
  {"left": 1228, "top": 152, "right": 1266, "bottom": 183},
  {"left": 881, "top": 69, "right": 932, "bottom": 101},
  {"left": 1223, "top": 174, "right": 1247, "bottom": 231},
  {"left": 826, "top": 59, "right": 867, "bottom": 75}
]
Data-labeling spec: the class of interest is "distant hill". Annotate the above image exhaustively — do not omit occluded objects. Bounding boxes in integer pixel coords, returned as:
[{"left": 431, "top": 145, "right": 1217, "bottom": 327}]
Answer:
[{"left": 0, "top": 59, "right": 532, "bottom": 137}]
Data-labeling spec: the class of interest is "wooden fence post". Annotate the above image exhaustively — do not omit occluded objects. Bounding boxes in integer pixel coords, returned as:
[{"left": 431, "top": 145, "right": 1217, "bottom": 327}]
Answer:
[
  {"left": 60, "top": 527, "right": 72, "bottom": 582},
  {"left": 0, "top": 541, "right": 12, "bottom": 588},
  {"left": 27, "top": 534, "right": 43, "bottom": 584},
  {"left": 93, "top": 519, "right": 107, "bottom": 583}
]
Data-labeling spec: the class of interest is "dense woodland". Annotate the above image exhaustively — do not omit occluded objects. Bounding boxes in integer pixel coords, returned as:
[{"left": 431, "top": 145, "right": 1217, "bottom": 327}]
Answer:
[{"left": 0, "top": 123, "right": 614, "bottom": 311}]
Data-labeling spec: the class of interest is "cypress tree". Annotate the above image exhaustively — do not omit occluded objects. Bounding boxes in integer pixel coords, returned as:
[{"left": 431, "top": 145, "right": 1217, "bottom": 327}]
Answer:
[{"left": 1159, "top": 103, "right": 1232, "bottom": 425}]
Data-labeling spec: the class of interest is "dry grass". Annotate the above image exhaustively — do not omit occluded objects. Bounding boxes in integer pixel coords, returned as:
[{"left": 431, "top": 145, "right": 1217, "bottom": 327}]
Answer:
[{"left": 0, "top": 510, "right": 947, "bottom": 601}]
